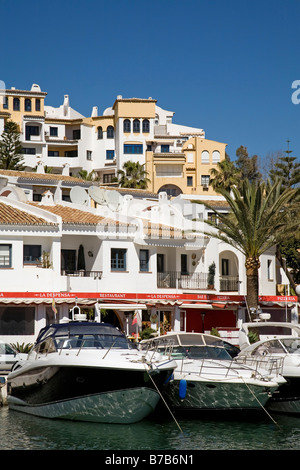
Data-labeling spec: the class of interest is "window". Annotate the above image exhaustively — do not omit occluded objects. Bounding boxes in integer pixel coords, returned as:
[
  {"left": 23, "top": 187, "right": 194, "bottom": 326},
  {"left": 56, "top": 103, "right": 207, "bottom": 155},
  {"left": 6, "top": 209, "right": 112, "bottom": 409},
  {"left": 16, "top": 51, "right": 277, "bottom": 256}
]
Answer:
[
  {"left": 35, "top": 99, "right": 41, "bottom": 112},
  {"left": 181, "top": 254, "right": 188, "bottom": 274},
  {"left": 212, "top": 150, "right": 220, "bottom": 163},
  {"left": 161, "top": 144, "right": 169, "bottom": 153},
  {"left": 25, "top": 125, "right": 39, "bottom": 141},
  {"left": 64, "top": 150, "right": 78, "bottom": 158},
  {"left": 107, "top": 126, "right": 114, "bottom": 138},
  {"left": 124, "top": 144, "right": 143, "bottom": 154},
  {"left": 142, "top": 119, "right": 150, "bottom": 133},
  {"left": 50, "top": 127, "right": 58, "bottom": 136},
  {"left": 267, "top": 259, "right": 273, "bottom": 280},
  {"left": 157, "top": 254, "right": 165, "bottom": 273},
  {"left": 22, "top": 147, "right": 36, "bottom": 155},
  {"left": 156, "top": 164, "right": 182, "bottom": 177},
  {"left": 111, "top": 248, "right": 127, "bottom": 271},
  {"left": 3, "top": 97, "right": 8, "bottom": 109},
  {"left": 48, "top": 150, "right": 59, "bottom": 156},
  {"left": 201, "top": 175, "right": 210, "bottom": 186},
  {"left": 140, "top": 249, "right": 149, "bottom": 272},
  {"left": 13, "top": 98, "right": 20, "bottom": 111},
  {"left": 23, "top": 245, "right": 41, "bottom": 264},
  {"left": 73, "top": 129, "right": 81, "bottom": 140},
  {"left": 106, "top": 150, "right": 115, "bottom": 160},
  {"left": 25, "top": 98, "right": 31, "bottom": 112},
  {"left": 187, "top": 176, "right": 193, "bottom": 187},
  {"left": 61, "top": 249, "right": 76, "bottom": 273},
  {"left": 123, "top": 119, "right": 131, "bottom": 133},
  {"left": 201, "top": 150, "right": 210, "bottom": 163},
  {"left": 221, "top": 259, "right": 229, "bottom": 276},
  {"left": 33, "top": 194, "right": 42, "bottom": 201},
  {"left": 0, "top": 244, "right": 12, "bottom": 268},
  {"left": 103, "top": 173, "right": 115, "bottom": 183},
  {"left": 97, "top": 126, "right": 103, "bottom": 139},
  {"left": 133, "top": 119, "right": 140, "bottom": 133},
  {"left": 86, "top": 150, "right": 92, "bottom": 160}
]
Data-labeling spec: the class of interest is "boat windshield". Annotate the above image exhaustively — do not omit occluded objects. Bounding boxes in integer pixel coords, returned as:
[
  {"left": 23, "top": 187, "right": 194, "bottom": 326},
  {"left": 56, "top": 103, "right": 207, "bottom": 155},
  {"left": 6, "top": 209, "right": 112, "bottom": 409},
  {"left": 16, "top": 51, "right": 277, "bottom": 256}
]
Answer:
[
  {"left": 278, "top": 338, "right": 300, "bottom": 354},
  {"left": 141, "top": 333, "right": 232, "bottom": 360},
  {"left": 55, "top": 334, "right": 136, "bottom": 350},
  {"left": 249, "top": 338, "right": 300, "bottom": 356},
  {"left": 35, "top": 322, "right": 137, "bottom": 351},
  {"left": 168, "top": 345, "right": 231, "bottom": 360}
]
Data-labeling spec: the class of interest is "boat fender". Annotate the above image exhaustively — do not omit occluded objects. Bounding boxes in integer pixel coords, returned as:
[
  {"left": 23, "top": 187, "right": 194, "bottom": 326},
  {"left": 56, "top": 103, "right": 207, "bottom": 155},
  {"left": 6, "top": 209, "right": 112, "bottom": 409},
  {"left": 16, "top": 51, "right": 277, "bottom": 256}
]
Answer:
[{"left": 179, "top": 379, "right": 187, "bottom": 400}]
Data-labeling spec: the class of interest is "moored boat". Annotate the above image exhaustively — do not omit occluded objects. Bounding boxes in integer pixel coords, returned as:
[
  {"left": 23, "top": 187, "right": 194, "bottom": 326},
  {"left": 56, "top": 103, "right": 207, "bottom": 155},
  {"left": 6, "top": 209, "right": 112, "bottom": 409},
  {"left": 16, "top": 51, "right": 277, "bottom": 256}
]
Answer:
[
  {"left": 6, "top": 321, "right": 176, "bottom": 424},
  {"left": 140, "top": 332, "right": 285, "bottom": 413},
  {"left": 238, "top": 321, "right": 300, "bottom": 415}
]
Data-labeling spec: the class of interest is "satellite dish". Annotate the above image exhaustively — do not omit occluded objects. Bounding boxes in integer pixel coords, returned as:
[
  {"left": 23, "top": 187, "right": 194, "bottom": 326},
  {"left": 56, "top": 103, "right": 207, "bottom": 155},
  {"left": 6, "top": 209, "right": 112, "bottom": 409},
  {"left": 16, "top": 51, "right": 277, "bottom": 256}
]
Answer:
[
  {"left": 70, "top": 186, "right": 89, "bottom": 205},
  {"left": 106, "top": 190, "right": 123, "bottom": 212},
  {"left": 88, "top": 186, "right": 107, "bottom": 205}
]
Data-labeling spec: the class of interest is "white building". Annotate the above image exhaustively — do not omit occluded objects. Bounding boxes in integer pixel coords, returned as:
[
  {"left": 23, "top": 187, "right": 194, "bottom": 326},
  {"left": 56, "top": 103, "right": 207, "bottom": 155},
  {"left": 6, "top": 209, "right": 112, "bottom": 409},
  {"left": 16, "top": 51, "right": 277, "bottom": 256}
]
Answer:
[{"left": 0, "top": 172, "right": 295, "bottom": 347}]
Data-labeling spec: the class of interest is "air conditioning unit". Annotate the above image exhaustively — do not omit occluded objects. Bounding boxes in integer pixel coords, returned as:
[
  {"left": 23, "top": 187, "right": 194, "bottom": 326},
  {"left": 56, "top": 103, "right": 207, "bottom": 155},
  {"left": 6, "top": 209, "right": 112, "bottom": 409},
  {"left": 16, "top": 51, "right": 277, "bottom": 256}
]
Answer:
[{"left": 202, "top": 183, "right": 209, "bottom": 189}]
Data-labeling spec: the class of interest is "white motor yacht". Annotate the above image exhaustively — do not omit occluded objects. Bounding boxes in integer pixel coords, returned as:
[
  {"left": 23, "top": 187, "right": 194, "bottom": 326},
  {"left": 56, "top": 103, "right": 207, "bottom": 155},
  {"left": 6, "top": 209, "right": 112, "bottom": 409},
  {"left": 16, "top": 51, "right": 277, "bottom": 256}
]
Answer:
[
  {"left": 140, "top": 332, "right": 285, "bottom": 413},
  {"left": 6, "top": 321, "right": 176, "bottom": 424},
  {"left": 238, "top": 321, "right": 300, "bottom": 415}
]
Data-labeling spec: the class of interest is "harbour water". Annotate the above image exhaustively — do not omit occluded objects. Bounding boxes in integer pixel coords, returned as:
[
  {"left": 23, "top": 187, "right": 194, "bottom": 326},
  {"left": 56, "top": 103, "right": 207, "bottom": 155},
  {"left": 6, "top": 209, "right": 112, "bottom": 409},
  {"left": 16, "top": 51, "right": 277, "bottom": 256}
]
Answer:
[{"left": 1, "top": 405, "right": 300, "bottom": 452}]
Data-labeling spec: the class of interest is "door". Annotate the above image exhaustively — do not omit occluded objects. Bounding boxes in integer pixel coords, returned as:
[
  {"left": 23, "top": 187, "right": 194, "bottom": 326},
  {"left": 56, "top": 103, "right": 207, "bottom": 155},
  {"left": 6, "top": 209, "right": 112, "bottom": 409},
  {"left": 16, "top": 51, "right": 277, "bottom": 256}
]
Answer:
[{"left": 61, "top": 249, "right": 76, "bottom": 274}]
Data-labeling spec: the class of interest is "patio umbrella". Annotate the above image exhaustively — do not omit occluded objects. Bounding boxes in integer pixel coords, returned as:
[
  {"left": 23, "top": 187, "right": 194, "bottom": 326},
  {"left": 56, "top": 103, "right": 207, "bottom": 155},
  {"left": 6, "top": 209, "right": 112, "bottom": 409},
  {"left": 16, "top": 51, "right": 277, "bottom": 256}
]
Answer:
[{"left": 77, "top": 244, "right": 86, "bottom": 271}]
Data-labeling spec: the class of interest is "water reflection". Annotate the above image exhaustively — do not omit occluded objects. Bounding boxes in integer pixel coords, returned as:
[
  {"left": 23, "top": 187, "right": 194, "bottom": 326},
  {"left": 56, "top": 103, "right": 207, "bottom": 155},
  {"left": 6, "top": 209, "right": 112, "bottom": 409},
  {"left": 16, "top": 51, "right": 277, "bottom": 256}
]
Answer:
[{"left": 1, "top": 407, "right": 300, "bottom": 450}]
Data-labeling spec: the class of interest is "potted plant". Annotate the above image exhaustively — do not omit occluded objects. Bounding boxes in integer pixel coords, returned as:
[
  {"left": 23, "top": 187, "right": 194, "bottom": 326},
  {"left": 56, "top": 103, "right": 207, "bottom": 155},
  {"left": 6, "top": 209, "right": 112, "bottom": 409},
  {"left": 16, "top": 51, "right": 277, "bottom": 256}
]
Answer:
[{"left": 207, "top": 262, "right": 216, "bottom": 289}]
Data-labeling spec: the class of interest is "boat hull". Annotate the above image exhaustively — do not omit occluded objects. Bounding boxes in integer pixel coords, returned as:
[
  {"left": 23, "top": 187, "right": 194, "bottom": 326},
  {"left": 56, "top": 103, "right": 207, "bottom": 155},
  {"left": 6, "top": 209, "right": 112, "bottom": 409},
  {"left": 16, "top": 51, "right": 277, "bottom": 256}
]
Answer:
[
  {"left": 7, "top": 363, "right": 172, "bottom": 423},
  {"left": 8, "top": 387, "right": 160, "bottom": 423},
  {"left": 164, "top": 379, "right": 276, "bottom": 411},
  {"left": 267, "top": 376, "right": 300, "bottom": 415}
]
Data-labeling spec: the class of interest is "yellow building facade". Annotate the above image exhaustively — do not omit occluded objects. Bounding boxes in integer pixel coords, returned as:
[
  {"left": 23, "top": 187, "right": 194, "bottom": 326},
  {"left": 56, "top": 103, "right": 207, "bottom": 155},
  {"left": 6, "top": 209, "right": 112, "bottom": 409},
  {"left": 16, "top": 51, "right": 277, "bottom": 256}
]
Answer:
[
  {"left": 0, "top": 85, "right": 226, "bottom": 197},
  {"left": 146, "top": 137, "right": 227, "bottom": 196}
]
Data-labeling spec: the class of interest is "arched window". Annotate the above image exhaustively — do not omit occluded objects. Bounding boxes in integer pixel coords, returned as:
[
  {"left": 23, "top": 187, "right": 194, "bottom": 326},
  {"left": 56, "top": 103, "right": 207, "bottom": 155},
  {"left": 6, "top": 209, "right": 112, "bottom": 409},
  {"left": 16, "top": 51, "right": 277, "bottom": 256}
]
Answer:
[
  {"left": 123, "top": 119, "right": 131, "bottom": 133},
  {"left": 212, "top": 150, "right": 220, "bottom": 163},
  {"left": 13, "top": 98, "right": 20, "bottom": 111},
  {"left": 25, "top": 98, "right": 32, "bottom": 112},
  {"left": 107, "top": 126, "right": 114, "bottom": 139},
  {"left": 133, "top": 119, "right": 140, "bottom": 133},
  {"left": 201, "top": 150, "right": 210, "bottom": 164},
  {"left": 97, "top": 126, "right": 103, "bottom": 139},
  {"left": 142, "top": 119, "right": 150, "bottom": 133}
]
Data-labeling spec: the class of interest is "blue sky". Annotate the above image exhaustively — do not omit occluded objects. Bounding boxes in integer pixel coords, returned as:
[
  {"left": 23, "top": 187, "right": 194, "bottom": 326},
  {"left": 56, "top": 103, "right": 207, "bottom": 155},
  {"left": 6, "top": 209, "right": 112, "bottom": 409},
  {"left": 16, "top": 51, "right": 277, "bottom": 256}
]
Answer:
[{"left": 1, "top": 0, "right": 300, "bottom": 169}]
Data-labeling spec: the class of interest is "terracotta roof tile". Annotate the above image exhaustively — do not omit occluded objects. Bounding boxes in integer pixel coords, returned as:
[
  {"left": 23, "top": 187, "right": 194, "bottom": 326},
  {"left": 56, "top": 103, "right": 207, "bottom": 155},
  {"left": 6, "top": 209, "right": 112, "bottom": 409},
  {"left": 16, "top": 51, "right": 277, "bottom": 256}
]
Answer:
[
  {"left": 0, "top": 169, "right": 87, "bottom": 184},
  {"left": 30, "top": 203, "right": 132, "bottom": 227},
  {"left": 0, "top": 202, "right": 55, "bottom": 225}
]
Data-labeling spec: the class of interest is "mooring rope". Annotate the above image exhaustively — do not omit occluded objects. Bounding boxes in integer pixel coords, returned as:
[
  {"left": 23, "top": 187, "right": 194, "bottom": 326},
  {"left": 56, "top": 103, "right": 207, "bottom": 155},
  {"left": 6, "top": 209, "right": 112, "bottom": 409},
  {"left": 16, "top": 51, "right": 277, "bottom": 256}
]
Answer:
[
  {"left": 144, "top": 363, "right": 184, "bottom": 434},
  {"left": 240, "top": 376, "right": 279, "bottom": 426}
]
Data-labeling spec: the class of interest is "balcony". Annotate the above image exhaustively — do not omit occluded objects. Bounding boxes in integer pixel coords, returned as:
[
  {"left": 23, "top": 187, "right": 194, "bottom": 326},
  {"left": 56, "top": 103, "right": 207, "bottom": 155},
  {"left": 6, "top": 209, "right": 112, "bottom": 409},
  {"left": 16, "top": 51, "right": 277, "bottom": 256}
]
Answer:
[
  {"left": 61, "top": 270, "right": 103, "bottom": 279},
  {"left": 157, "top": 271, "right": 208, "bottom": 289},
  {"left": 219, "top": 276, "right": 239, "bottom": 292}
]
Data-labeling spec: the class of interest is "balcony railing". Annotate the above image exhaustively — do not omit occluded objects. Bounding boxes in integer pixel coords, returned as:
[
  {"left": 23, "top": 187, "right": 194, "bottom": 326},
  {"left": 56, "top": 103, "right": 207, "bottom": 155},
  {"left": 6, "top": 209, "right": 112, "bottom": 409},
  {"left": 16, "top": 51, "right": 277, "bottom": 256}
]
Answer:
[
  {"left": 219, "top": 276, "right": 239, "bottom": 292},
  {"left": 61, "top": 270, "right": 103, "bottom": 279},
  {"left": 157, "top": 271, "right": 208, "bottom": 289}
]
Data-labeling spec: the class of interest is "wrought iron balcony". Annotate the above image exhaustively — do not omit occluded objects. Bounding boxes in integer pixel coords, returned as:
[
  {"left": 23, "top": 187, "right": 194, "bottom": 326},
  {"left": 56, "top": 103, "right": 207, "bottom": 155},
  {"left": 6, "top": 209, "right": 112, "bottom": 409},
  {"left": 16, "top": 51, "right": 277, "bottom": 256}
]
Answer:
[
  {"left": 61, "top": 270, "right": 103, "bottom": 279},
  {"left": 157, "top": 271, "right": 208, "bottom": 289},
  {"left": 219, "top": 276, "right": 239, "bottom": 292}
]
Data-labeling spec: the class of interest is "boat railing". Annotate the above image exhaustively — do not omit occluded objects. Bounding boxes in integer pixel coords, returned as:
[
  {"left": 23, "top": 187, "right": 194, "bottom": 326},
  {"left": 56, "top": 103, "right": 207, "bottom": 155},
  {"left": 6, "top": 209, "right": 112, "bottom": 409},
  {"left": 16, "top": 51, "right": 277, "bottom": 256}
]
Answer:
[
  {"left": 177, "top": 355, "right": 283, "bottom": 381},
  {"left": 185, "top": 358, "right": 242, "bottom": 379},
  {"left": 234, "top": 355, "right": 284, "bottom": 377}
]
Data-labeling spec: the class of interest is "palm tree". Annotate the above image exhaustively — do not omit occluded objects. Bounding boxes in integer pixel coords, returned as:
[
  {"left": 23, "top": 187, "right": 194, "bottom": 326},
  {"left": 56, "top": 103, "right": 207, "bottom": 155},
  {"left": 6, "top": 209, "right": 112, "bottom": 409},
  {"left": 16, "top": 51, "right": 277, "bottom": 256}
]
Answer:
[
  {"left": 203, "top": 178, "right": 298, "bottom": 312},
  {"left": 117, "top": 161, "right": 150, "bottom": 189},
  {"left": 78, "top": 169, "right": 98, "bottom": 181},
  {"left": 210, "top": 158, "right": 242, "bottom": 191}
]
